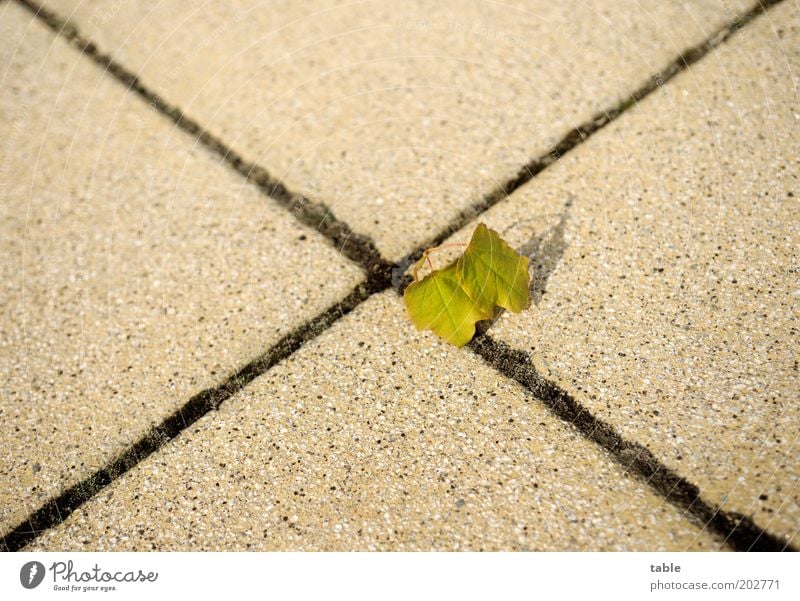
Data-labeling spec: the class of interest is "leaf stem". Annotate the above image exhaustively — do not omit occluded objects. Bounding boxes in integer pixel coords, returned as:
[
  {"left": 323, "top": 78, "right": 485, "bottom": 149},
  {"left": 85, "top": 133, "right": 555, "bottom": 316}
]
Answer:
[{"left": 412, "top": 243, "right": 469, "bottom": 282}]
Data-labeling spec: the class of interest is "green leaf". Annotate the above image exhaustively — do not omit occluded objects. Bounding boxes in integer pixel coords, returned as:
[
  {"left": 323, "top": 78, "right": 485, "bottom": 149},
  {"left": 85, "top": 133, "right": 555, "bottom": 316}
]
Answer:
[
  {"left": 459, "top": 223, "right": 530, "bottom": 313},
  {"left": 404, "top": 260, "right": 493, "bottom": 347},
  {"left": 404, "top": 223, "right": 531, "bottom": 347}
]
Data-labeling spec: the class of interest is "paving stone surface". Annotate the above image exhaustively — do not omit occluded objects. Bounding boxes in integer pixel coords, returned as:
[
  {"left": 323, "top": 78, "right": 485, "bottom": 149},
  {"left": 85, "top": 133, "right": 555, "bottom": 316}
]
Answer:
[
  {"left": 433, "top": 2, "right": 799, "bottom": 546},
  {"left": 28, "top": 293, "right": 726, "bottom": 551},
  {"left": 40, "top": 0, "right": 753, "bottom": 260},
  {"left": 0, "top": 3, "right": 362, "bottom": 536}
]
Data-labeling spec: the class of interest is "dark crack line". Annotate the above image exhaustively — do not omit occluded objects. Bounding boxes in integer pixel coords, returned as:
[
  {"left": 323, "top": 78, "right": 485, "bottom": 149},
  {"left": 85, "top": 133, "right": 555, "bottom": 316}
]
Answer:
[
  {"left": 14, "top": 0, "right": 392, "bottom": 279},
  {"left": 0, "top": 274, "right": 391, "bottom": 552},
  {"left": 392, "top": 0, "right": 788, "bottom": 288},
  {"left": 393, "top": 0, "right": 792, "bottom": 550},
  {"left": 467, "top": 335, "right": 797, "bottom": 552},
  {"left": 6, "top": 0, "right": 793, "bottom": 552}
]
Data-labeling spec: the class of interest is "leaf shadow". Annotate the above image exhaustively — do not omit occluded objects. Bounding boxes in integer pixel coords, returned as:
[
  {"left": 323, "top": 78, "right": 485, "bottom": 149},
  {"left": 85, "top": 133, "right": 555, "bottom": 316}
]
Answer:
[
  {"left": 475, "top": 195, "right": 575, "bottom": 337},
  {"left": 518, "top": 194, "right": 575, "bottom": 306}
]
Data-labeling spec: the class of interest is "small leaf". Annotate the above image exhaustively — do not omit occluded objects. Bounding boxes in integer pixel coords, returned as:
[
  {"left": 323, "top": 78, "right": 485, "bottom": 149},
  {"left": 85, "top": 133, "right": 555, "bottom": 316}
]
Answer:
[
  {"left": 459, "top": 223, "right": 530, "bottom": 313},
  {"left": 404, "top": 260, "right": 493, "bottom": 347},
  {"left": 404, "top": 223, "right": 531, "bottom": 347}
]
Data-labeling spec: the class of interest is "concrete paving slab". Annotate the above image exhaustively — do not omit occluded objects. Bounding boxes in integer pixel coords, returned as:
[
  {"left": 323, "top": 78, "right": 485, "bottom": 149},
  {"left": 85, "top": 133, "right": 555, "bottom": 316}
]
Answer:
[
  {"left": 0, "top": 3, "right": 362, "bottom": 536},
  {"left": 436, "top": 2, "right": 800, "bottom": 546},
  {"left": 30, "top": 293, "right": 725, "bottom": 551},
  {"left": 40, "top": 0, "right": 753, "bottom": 260}
]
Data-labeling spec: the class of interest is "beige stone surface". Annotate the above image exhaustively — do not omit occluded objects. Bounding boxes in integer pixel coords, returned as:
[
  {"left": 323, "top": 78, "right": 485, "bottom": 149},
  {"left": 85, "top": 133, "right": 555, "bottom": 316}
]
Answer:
[
  {"left": 437, "top": 2, "right": 800, "bottom": 546},
  {"left": 41, "top": 0, "right": 753, "bottom": 260},
  {"left": 29, "top": 293, "right": 725, "bottom": 551},
  {"left": 0, "top": 3, "right": 362, "bottom": 536}
]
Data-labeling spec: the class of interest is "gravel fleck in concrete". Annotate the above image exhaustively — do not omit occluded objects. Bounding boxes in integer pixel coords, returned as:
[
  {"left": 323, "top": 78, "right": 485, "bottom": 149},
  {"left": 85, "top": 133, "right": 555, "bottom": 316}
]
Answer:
[
  {"left": 437, "top": 1, "right": 800, "bottom": 546},
  {"left": 0, "top": 4, "right": 362, "bottom": 536},
  {"left": 30, "top": 294, "right": 725, "bottom": 551},
  {"left": 41, "top": 0, "right": 752, "bottom": 260}
]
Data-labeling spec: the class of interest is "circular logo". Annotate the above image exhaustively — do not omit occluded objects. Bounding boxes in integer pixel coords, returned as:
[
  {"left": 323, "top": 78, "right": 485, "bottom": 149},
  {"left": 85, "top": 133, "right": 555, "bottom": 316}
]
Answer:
[{"left": 20, "top": 561, "right": 45, "bottom": 589}]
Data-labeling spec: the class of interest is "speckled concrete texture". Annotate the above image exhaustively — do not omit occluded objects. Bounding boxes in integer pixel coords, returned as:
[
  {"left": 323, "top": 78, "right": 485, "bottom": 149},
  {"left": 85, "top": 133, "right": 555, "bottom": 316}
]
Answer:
[
  {"left": 40, "top": 0, "right": 753, "bottom": 260},
  {"left": 437, "top": 2, "right": 800, "bottom": 546},
  {"left": 28, "top": 293, "right": 725, "bottom": 551},
  {"left": 0, "top": 4, "right": 362, "bottom": 536}
]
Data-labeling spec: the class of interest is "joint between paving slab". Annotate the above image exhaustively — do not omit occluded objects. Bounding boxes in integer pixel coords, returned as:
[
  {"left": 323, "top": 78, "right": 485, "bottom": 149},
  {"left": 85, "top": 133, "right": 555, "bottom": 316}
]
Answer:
[
  {"left": 6, "top": 0, "right": 792, "bottom": 551},
  {"left": 13, "top": 0, "right": 391, "bottom": 279},
  {"left": 14, "top": 0, "right": 783, "bottom": 284},
  {"left": 467, "top": 334, "right": 797, "bottom": 552},
  {"left": 391, "top": 0, "right": 788, "bottom": 291},
  {"left": 387, "top": 0, "right": 795, "bottom": 547},
  {"left": 0, "top": 273, "right": 390, "bottom": 552}
]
